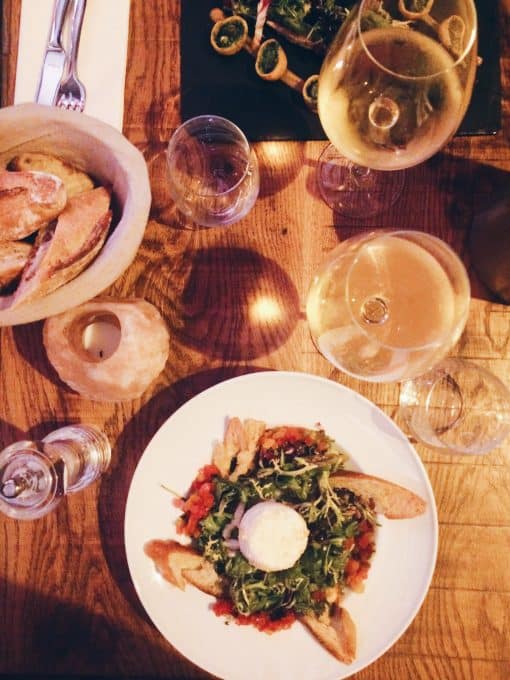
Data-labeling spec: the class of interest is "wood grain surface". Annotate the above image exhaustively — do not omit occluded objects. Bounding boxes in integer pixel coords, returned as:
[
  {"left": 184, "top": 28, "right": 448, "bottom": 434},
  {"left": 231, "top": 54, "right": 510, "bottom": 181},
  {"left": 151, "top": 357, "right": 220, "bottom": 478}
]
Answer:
[{"left": 1, "top": 1, "right": 509, "bottom": 679}]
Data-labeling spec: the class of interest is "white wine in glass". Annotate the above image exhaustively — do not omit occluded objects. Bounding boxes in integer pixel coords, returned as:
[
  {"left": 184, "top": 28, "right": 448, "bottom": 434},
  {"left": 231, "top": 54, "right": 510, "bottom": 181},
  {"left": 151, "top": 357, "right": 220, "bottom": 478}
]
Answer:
[
  {"left": 317, "top": 0, "right": 478, "bottom": 216},
  {"left": 306, "top": 231, "right": 470, "bottom": 382}
]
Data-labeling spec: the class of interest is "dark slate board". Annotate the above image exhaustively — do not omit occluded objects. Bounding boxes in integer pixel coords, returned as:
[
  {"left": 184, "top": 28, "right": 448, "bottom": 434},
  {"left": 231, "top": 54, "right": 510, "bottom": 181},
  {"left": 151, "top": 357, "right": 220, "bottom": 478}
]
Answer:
[{"left": 181, "top": 1, "right": 501, "bottom": 141}]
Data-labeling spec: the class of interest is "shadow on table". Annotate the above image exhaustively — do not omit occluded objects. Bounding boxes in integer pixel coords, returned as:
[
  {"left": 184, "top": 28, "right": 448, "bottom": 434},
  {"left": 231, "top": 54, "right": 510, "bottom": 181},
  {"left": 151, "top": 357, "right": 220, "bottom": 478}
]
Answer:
[
  {"left": 0, "top": 576, "right": 209, "bottom": 679},
  {"left": 313, "top": 155, "right": 510, "bottom": 304},
  {"left": 97, "top": 366, "right": 271, "bottom": 623},
  {"left": 162, "top": 247, "right": 301, "bottom": 360},
  {"left": 9, "top": 320, "right": 76, "bottom": 396},
  {"left": 0, "top": 418, "right": 25, "bottom": 446}
]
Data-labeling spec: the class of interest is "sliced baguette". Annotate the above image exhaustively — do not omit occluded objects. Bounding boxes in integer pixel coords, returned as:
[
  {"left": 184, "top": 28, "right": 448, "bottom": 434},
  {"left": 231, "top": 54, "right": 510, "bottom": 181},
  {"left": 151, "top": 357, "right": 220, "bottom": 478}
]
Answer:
[
  {"left": 0, "top": 241, "right": 32, "bottom": 289},
  {"left": 8, "top": 153, "right": 94, "bottom": 198},
  {"left": 301, "top": 605, "right": 356, "bottom": 664},
  {"left": 330, "top": 470, "right": 427, "bottom": 519},
  {"left": 144, "top": 539, "right": 224, "bottom": 595},
  {"left": 0, "top": 170, "right": 67, "bottom": 240},
  {"left": 5, "top": 186, "right": 111, "bottom": 309}
]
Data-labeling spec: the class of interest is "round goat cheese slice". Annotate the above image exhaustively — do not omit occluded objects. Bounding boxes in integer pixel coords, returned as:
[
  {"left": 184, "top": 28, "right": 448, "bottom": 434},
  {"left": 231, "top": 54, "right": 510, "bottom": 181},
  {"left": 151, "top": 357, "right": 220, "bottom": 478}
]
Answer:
[{"left": 238, "top": 500, "right": 309, "bottom": 572}]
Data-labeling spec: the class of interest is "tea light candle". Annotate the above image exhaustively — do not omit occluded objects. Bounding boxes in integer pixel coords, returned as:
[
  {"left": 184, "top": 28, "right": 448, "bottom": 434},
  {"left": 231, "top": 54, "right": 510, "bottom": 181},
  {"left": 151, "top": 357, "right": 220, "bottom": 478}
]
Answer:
[
  {"left": 81, "top": 314, "right": 122, "bottom": 360},
  {"left": 43, "top": 298, "right": 170, "bottom": 401}
]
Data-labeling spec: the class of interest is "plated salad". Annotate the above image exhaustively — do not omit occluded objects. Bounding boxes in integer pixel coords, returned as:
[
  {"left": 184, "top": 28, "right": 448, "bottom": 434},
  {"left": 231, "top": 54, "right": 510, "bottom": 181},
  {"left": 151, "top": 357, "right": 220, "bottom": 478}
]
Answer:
[{"left": 145, "top": 417, "right": 426, "bottom": 664}]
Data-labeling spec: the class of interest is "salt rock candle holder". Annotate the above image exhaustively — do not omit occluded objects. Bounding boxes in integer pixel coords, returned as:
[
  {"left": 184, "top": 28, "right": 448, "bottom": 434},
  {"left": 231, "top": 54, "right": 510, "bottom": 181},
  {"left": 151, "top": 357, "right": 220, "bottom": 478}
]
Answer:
[{"left": 43, "top": 298, "right": 169, "bottom": 401}]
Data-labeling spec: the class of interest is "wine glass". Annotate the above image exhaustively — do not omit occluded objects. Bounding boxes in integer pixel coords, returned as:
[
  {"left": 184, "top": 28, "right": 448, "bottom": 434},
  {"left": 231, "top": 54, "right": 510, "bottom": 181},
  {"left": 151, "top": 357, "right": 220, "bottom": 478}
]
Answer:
[
  {"left": 306, "top": 230, "right": 470, "bottom": 382},
  {"left": 399, "top": 358, "right": 510, "bottom": 455},
  {"left": 167, "top": 115, "right": 260, "bottom": 228},
  {"left": 317, "top": 0, "right": 478, "bottom": 218}
]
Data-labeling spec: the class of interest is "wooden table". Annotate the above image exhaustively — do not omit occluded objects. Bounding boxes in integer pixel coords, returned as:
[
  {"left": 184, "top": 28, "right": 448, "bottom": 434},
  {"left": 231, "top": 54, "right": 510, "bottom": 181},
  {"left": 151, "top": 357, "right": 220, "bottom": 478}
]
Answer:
[{"left": 1, "top": 1, "right": 509, "bottom": 678}]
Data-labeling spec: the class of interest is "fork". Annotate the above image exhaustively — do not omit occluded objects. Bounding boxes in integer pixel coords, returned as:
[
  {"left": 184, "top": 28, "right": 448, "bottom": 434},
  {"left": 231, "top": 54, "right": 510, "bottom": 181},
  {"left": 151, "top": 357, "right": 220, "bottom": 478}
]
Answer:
[{"left": 56, "top": 0, "right": 87, "bottom": 112}]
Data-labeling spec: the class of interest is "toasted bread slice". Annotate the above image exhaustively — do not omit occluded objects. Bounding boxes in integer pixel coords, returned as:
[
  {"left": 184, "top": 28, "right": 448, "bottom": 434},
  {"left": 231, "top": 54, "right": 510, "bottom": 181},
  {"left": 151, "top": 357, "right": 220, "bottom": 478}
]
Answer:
[
  {"left": 301, "top": 605, "right": 356, "bottom": 664},
  {"left": 331, "top": 471, "right": 427, "bottom": 519},
  {"left": 144, "top": 539, "right": 224, "bottom": 595},
  {"left": 0, "top": 241, "right": 32, "bottom": 289},
  {"left": 230, "top": 419, "right": 266, "bottom": 481},
  {"left": 5, "top": 186, "right": 111, "bottom": 308},
  {"left": 0, "top": 170, "right": 66, "bottom": 240},
  {"left": 212, "top": 417, "right": 266, "bottom": 480},
  {"left": 8, "top": 153, "right": 94, "bottom": 198},
  {"left": 183, "top": 560, "right": 224, "bottom": 597}
]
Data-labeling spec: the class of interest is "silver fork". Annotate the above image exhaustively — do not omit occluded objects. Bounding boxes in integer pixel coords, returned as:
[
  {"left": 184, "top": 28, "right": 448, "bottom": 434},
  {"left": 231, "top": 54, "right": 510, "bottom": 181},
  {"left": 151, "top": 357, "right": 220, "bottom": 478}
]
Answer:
[{"left": 56, "top": 0, "right": 87, "bottom": 112}]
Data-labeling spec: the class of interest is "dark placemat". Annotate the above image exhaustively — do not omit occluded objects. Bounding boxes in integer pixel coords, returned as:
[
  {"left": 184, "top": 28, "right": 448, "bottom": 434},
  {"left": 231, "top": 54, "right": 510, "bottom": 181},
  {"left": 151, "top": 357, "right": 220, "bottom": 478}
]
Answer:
[{"left": 181, "top": 1, "right": 501, "bottom": 141}]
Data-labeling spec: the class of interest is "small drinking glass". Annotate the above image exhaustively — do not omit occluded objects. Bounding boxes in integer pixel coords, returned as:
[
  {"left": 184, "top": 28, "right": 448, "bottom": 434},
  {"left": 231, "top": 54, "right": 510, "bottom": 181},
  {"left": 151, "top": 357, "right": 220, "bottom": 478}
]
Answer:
[
  {"left": 0, "top": 424, "right": 111, "bottom": 520},
  {"left": 167, "top": 115, "right": 260, "bottom": 227},
  {"left": 399, "top": 358, "right": 510, "bottom": 455}
]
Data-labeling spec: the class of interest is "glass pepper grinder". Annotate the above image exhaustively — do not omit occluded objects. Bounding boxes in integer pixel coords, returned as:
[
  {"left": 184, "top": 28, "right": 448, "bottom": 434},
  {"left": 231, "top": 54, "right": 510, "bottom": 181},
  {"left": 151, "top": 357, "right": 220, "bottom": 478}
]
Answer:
[{"left": 0, "top": 424, "right": 111, "bottom": 520}]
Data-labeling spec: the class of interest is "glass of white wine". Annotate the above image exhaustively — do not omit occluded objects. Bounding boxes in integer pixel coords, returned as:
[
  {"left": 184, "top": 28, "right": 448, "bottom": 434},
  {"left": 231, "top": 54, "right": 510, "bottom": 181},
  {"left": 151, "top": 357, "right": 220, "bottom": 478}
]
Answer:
[
  {"left": 306, "top": 230, "right": 470, "bottom": 382},
  {"left": 317, "top": 0, "right": 478, "bottom": 218}
]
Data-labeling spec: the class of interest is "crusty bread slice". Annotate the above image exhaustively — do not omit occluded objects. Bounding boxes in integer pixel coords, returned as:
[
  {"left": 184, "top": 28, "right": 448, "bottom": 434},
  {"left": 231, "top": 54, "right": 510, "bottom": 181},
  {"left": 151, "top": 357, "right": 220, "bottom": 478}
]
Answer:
[
  {"left": 0, "top": 170, "right": 67, "bottom": 240},
  {"left": 301, "top": 605, "right": 356, "bottom": 664},
  {"left": 5, "top": 186, "right": 111, "bottom": 309},
  {"left": 8, "top": 153, "right": 94, "bottom": 198},
  {"left": 0, "top": 241, "right": 32, "bottom": 289},
  {"left": 330, "top": 470, "right": 427, "bottom": 519},
  {"left": 183, "top": 561, "right": 224, "bottom": 597},
  {"left": 212, "top": 417, "right": 266, "bottom": 480},
  {"left": 144, "top": 539, "right": 224, "bottom": 595}
]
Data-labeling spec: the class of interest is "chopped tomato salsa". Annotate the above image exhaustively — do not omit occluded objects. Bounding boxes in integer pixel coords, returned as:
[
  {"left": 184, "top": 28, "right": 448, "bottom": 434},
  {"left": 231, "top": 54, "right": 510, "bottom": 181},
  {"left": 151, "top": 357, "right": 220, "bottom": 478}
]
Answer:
[
  {"left": 345, "top": 519, "right": 375, "bottom": 590},
  {"left": 212, "top": 598, "right": 296, "bottom": 633},
  {"left": 175, "top": 464, "right": 220, "bottom": 537}
]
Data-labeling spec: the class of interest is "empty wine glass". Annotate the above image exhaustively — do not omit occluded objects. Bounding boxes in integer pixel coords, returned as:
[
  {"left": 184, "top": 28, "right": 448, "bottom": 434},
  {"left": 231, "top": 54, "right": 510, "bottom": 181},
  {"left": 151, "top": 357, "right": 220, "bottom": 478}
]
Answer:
[
  {"left": 399, "top": 358, "right": 510, "bottom": 454},
  {"left": 306, "top": 230, "right": 470, "bottom": 382},
  {"left": 317, "top": 0, "right": 478, "bottom": 218},
  {"left": 167, "top": 115, "right": 259, "bottom": 227}
]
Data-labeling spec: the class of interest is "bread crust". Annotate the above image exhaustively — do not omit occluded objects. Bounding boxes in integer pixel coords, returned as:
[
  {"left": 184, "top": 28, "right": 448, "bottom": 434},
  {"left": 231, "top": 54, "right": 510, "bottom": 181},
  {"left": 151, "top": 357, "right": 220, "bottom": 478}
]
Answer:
[
  {"left": 330, "top": 470, "right": 427, "bottom": 519},
  {"left": 0, "top": 170, "right": 66, "bottom": 240},
  {"left": 0, "top": 241, "right": 32, "bottom": 289},
  {"left": 5, "top": 186, "right": 111, "bottom": 309},
  {"left": 8, "top": 153, "right": 94, "bottom": 198},
  {"left": 301, "top": 605, "right": 356, "bottom": 664}
]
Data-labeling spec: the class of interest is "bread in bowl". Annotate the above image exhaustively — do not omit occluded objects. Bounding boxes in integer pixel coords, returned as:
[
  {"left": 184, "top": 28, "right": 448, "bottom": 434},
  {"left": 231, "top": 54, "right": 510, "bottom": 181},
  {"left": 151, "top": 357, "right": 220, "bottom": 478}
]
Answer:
[
  {"left": 8, "top": 152, "right": 94, "bottom": 198},
  {"left": 4, "top": 187, "right": 112, "bottom": 310},
  {"left": 0, "top": 241, "right": 31, "bottom": 289},
  {"left": 0, "top": 103, "right": 151, "bottom": 326},
  {"left": 0, "top": 170, "right": 66, "bottom": 240}
]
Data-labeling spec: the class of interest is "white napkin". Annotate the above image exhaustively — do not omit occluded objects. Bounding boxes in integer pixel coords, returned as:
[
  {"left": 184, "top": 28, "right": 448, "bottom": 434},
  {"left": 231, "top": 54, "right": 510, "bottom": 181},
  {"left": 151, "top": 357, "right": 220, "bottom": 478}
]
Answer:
[{"left": 14, "top": 0, "right": 130, "bottom": 131}]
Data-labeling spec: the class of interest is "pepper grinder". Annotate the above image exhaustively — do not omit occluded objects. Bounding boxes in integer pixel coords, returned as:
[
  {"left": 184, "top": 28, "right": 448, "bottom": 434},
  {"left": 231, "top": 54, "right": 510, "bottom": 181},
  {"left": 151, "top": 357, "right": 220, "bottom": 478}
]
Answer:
[{"left": 0, "top": 424, "right": 111, "bottom": 520}]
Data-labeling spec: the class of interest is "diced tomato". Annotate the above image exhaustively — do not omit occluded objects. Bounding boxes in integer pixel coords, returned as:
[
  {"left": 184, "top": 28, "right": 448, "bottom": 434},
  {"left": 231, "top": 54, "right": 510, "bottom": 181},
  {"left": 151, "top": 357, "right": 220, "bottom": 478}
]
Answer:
[
  {"left": 190, "top": 464, "right": 220, "bottom": 491},
  {"left": 176, "top": 464, "right": 220, "bottom": 537},
  {"left": 213, "top": 599, "right": 296, "bottom": 633},
  {"left": 357, "top": 531, "right": 374, "bottom": 549},
  {"left": 311, "top": 590, "right": 326, "bottom": 602},
  {"left": 212, "top": 599, "right": 235, "bottom": 617},
  {"left": 358, "top": 563, "right": 370, "bottom": 579},
  {"left": 358, "top": 519, "right": 373, "bottom": 533},
  {"left": 345, "top": 558, "right": 360, "bottom": 575}
]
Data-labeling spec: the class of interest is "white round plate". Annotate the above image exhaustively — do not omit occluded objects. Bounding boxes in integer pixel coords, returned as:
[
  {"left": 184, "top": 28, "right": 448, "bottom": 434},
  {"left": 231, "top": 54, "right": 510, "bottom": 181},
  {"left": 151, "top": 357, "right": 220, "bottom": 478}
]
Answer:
[{"left": 125, "top": 371, "right": 438, "bottom": 680}]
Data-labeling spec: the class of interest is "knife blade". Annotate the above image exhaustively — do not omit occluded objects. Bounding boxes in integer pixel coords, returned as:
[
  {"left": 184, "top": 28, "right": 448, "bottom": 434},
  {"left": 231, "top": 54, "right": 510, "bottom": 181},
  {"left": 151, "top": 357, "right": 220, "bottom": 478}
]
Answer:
[{"left": 35, "top": 0, "right": 72, "bottom": 105}]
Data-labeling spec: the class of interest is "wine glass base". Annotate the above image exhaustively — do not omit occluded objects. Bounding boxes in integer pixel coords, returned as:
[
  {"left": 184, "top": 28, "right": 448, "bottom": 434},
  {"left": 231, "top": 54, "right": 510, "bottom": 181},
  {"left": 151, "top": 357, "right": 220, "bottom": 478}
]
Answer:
[{"left": 317, "top": 145, "right": 405, "bottom": 219}]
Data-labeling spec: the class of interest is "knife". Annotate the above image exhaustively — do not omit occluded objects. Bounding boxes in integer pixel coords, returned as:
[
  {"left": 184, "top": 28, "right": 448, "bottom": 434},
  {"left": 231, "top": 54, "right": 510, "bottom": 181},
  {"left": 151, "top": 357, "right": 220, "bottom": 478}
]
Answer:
[{"left": 35, "top": 0, "right": 72, "bottom": 105}]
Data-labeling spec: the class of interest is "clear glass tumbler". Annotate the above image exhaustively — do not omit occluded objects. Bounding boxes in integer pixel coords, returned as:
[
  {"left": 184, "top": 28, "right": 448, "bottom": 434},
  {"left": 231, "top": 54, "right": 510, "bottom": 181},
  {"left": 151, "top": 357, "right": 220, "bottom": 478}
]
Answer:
[
  {"left": 399, "top": 358, "right": 510, "bottom": 455},
  {"left": 167, "top": 115, "right": 260, "bottom": 227},
  {"left": 0, "top": 424, "right": 111, "bottom": 520}
]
